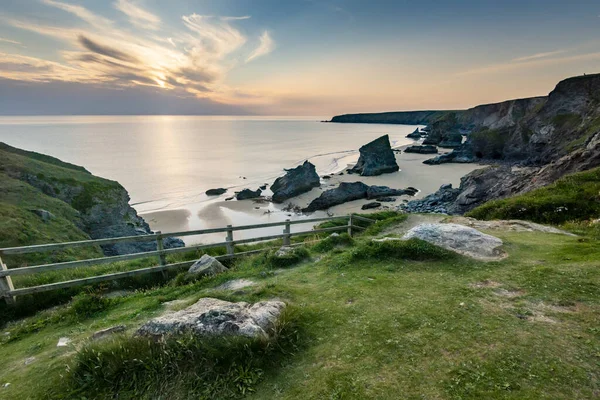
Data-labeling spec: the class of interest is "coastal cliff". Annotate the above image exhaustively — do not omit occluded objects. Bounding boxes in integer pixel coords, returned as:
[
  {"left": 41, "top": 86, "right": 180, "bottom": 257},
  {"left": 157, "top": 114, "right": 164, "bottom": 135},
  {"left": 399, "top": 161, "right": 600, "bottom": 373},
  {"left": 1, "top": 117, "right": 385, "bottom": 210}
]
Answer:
[
  {"left": 330, "top": 110, "right": 449, "bottom": 125},
  {"left": 0, "top": 143, "right": 183, "bottom": 263}
]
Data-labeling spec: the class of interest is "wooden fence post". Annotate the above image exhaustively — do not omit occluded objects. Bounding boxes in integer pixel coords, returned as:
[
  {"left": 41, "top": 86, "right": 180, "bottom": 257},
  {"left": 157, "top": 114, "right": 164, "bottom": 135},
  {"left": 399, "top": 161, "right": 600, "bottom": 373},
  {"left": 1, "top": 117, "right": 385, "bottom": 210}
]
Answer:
[
  {"left": 0, "top": 255, "right": 15, "bottom": 305},
  {"left": 347, "top": 215, "right": 353, "bottom": 237},
  {"left": 283, "top": 219, "right": 291, "bottom": 246},
  {"left": 226, "top": 225, "right": 235, "bottom": 256},
  {"left": 155, "top": 231, "right": 168, "bottom": 278}
]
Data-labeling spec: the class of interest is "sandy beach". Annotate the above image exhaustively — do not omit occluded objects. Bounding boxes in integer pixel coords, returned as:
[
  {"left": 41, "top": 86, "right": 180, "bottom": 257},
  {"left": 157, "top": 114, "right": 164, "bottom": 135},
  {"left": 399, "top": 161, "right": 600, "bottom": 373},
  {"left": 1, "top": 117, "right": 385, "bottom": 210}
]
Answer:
[{"left": 141, "top": 143, "right": 482, "bottom": 244}]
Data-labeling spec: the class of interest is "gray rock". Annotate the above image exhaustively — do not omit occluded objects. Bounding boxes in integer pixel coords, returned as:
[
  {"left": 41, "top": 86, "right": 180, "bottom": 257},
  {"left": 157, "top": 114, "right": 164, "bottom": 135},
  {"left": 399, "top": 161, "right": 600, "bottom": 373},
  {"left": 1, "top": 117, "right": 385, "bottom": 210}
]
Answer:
[
  {"left": 303, "top": 182, "right": 369, "bottom": 212},
  {"left": 402, "top": 223, "right": 505, "bottom": 260},
  {"left": 361, "top": 202, "right": 381, "bottom": 210},
  {"left": 406, "top": 128, "right": 422, "bottom": 139},
  {"left": 205, "top": 188, "right": 227, "bottom": 196},
  {"left": 376, "top": 197, "right": 397, "bottom": 202},
  {"left": 92, "top": 325, "right": 126, "bottom": 340},
  {"left": 350, "top": 135, "right": 399, "bottom": 176},
  {"left": 271, "top": 161, "right": 320, "bottom": 203},
  {"left": 30, "top": 209, "right": 54, "bottom": 222},
  {"left": 188, "top": 254, "right": 228, "bottom": 277},
  {"left": 136, "top": 298, "right": 286, "bottom": 339},
  {"left": 274, "top": 246, "right": 294, "bottom": 257},
  {"left": 404, "top": 145, "right": 439, "bottom": 154},
  {"left": 236, "top": 188, "right": 262, "bottom": 200},
  {"left": 366, "top": 185, "right": 418, "bottom": 199},
  {"left": 423, "top": 141, "right": 475, "bottom": 165},
  {"left": 24, "top": 357, "right": 36, "bottom": 365}
]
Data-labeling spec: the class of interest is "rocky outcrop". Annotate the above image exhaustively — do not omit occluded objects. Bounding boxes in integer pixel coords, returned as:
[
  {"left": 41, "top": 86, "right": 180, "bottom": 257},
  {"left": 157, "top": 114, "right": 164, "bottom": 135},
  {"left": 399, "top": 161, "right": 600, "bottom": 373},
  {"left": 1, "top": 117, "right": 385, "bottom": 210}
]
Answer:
[
  {"left": 404, "top": 145, "right": 438, "bottom": 154},
  {"left": 423, "top": 142, "right": 476, "bottom": 165},
  {"left": 0, "top": 143, "right": 184, "bottom": 256},
  {"left": 399, "top": 183, "right": 461, "bottom": 214},
  {"left": 188, "top": 255, "right": 228, "bottom": 277},
  {"left": 402, "top": 223, "right": 505, "bottom": 260},
  {"left": 137, "top": 298, "right": 286, "bottom": 339},
  {"left": 304, "top": 182, "right": 417, "bottom": 212},
  {"left": 406, "top": 128, "right": 423, "bottom": 139},
  {"left": 349, "top": 135, "right": 399, "bottom": 176},
  {"left": 236, "top": 188, "right": 262, "bottom": 200},
  {"left": 271, "top": 161, "right": 320, "bottom": 203},
  {"left": 444, "top": 216, "right": 577, "bottom": 236},
  {"left": 206, "top": 188, "right": 227, "bottom": 196},
  {"left": 366, "top": 185, "right": 418, "bottom": 199},
  {"left": 303, "top": 182, "right": 369, "bottom": 212}
]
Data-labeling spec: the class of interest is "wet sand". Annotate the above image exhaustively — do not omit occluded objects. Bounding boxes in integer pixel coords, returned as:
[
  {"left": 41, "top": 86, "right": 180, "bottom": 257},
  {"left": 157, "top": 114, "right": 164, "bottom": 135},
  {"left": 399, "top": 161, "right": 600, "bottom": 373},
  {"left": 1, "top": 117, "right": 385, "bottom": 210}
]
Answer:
[{"left": 140, "top": 145, "right": 482, "bottom": 244}]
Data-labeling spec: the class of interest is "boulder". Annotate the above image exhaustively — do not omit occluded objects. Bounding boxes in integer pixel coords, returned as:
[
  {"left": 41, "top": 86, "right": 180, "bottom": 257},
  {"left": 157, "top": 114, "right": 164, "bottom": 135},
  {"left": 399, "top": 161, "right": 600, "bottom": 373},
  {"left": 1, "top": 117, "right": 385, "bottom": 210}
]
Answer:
[
  {"left": 406, "top": 128, "right": 422, "bottom": 139},
  {"left": 236, "top": 188, "right": 262, "bottom": 200},
  {"left": 376, "top": 197, "right": 397, "bottom": 202},
  {"left": 438, "top": 133, "right": 463, "bottom": 148},
  {"left": 303, "top": 182, "right": 369, "bottom": 212},
  {"left": 423, "top": 142, "right": 475, "bottom": 165},
  {"left": 30, "top": 209, "right": 54, "bottom": 222},
  {"left": 366, "top": 185, "right": 418, "bottom": 199},
  {"left": 275, "top": 246, "right": 294, "bottom": 257},
  {"left": 404, "top": 145, "right": 439, "bottom": 154},
  {"left": 271, "top": 161, "right": 320, "bottom": 203},
  {"left": 361, "top": 202, "right": 381, "bottom": 210},
  {"left": 188, "top": 254, "right": 228, "bottom": 277},
  {"left": 136, "top": 298, "right": 286, "bottom": 339},
  {"left": 350, "top": 135, "right": 399, "bottom": 176},
  {"left": 205, "top": 188, "right": 227, "bottom": 196},
  {"left": 402, "top": 223, "right": 505, "bottom": 260}
]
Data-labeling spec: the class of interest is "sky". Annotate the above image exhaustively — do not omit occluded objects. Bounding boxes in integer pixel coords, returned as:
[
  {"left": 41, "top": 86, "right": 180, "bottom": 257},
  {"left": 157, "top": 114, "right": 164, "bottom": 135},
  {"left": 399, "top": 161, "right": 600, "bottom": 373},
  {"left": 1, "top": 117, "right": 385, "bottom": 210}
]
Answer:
[{"left": 1, "top": 0, "right": 600, "bottom": 115}]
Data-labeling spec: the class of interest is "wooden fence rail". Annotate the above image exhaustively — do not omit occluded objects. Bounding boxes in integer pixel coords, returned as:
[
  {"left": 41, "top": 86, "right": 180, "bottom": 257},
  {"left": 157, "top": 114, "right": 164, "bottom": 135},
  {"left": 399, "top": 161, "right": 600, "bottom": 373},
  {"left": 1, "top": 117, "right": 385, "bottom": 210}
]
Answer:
[{"left": 0, "top": 214, "right": 375, "bottom": 303}]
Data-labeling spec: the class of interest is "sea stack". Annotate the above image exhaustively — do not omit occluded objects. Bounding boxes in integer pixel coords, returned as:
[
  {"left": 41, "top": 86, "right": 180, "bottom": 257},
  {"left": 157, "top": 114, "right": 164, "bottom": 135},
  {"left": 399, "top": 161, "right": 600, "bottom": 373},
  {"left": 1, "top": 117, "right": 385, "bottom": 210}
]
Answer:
[
  {"left": 271, "top": 161, "right": 320, "bottom": 203},
  {"left": 350, "top": 134, "right": 399, "bottom": 176}
]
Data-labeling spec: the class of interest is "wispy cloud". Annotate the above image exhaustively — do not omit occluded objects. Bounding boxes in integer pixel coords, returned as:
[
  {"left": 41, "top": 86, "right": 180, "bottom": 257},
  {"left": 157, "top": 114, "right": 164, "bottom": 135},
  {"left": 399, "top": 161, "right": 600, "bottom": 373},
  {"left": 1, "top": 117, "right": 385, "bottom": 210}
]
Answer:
[
  {"left": 222, "top": 15, "right": 251, "bottom": 21},
  {"left": 0, "top": 1, "right": 275, "bottom": 106},
  {"left": 246, "top": 31, "right": 275, "bottom": 63},
  {"left": 458, "top": 50, "right": 600, "bottom": 76},
  {"left": 511, "top": 50, "right": 566, "bottom": 63},
  {"left": 114, "top": 0, "right": 161, "bottom": 31},
  {"left": 0, "top": 37, "right": 24, "bottom": 46}
]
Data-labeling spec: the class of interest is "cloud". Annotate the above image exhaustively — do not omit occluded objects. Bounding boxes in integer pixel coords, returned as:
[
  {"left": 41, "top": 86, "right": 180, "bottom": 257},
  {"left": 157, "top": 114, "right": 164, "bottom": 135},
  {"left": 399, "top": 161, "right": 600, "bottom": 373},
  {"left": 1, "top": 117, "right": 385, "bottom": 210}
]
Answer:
[
  {"left": 78, "top": 35, "right": 140, "bottom": 64},
  {"left": 41, "top": 0, "right": 113, "bottom": 30},
  {"left": 246, "top": 31, "right": 274, "bottom": 63},
  {"left": 511, "top": 50, "right": 566, "bottom": 63},
  {"left": 0, "top": 37, "right": 24, "bottom": 46},
  {"left": 0, "top": 2, "right": 275, "bottom": 107},
  {"left": 221, "top": 16, "right": 251, "bottom": 21},
  {"left": 457, "top": 51, "right": 600, "bottom": 76},
  {"left": 114, "top": 0, "right": 161, "bottom": 30}
]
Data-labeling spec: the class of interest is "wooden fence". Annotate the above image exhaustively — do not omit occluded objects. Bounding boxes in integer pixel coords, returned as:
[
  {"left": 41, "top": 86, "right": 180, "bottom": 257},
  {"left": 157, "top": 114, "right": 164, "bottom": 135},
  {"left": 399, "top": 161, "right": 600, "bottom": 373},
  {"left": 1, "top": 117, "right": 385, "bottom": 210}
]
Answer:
[{"left": 0, "top": 215, "right": 375, "bottom": 304}]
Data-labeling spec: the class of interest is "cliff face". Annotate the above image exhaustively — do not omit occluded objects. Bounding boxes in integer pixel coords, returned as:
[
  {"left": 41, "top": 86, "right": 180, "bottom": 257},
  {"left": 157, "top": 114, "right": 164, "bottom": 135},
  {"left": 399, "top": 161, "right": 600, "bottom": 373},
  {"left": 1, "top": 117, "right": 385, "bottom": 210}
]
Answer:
[
  {"left": 0, "top": 143, "right": 183, "bottom": 259},
  {"left": 330, "top": 110, "right": 450, "bottom": 125}
]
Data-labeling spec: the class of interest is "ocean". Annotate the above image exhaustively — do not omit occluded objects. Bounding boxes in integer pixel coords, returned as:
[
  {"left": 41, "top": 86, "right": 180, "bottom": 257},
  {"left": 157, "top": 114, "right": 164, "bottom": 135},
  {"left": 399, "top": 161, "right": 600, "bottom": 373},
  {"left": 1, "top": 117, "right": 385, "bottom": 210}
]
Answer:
[{"left": 0, "top": 116, "right": 442, "bottom": 243}]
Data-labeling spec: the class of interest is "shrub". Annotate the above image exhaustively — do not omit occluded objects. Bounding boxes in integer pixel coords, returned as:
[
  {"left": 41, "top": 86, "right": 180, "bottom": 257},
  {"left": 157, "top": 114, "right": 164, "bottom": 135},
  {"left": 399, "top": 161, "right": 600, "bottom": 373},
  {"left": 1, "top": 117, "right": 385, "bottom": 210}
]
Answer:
[
  {"left": 312, "top": 233, "right": 354, "bottom": 252},
  {"left": 350, "top": 238, "right": 456, "bottom": 261},
  {"left": 57, "top": 308, "right": 304, "bottom": 399},
  {"left": 266, "top": 247, "right": 309, "bottom": 269},
  {"left": 70, "top": 292, "right": 113, "bottom": 319},
  {"left": 467, "top": 167, "right": 600, "bottom": 224}
]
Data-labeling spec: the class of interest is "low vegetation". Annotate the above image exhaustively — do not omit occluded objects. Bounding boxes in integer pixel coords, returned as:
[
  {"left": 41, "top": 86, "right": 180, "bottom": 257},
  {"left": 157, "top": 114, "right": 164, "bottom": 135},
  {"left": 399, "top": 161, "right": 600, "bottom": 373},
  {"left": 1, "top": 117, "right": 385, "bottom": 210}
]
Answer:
[
  {"left": 467, "top": 166, "right": 600, "bottom": 224},
  {"left": 1, "top": 212, "right": 599, "bottom": 399}
]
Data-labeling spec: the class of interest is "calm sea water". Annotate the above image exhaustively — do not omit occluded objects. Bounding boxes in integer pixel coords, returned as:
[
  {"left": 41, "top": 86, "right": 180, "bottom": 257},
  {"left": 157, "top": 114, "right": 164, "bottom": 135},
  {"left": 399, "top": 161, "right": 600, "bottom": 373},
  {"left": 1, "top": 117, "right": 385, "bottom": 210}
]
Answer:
[{"left": 0, "top": 116, "right": 418, "bottom": 213}]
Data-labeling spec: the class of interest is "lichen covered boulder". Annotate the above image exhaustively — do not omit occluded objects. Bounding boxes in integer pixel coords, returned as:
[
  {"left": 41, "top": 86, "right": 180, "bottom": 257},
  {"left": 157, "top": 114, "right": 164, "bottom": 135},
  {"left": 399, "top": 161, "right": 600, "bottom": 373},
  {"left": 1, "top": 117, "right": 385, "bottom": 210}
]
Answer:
[
  {"left": 271, "top": 161, "right": 320, "bottom": 203},
  {"left": 350, "top": 135, "right": 399, "bottom": 176},
  {"left": 402, "top": 223, "right": 504, "bottom": 260},
  {"left": 188, "top": 254, "right": 228, "bottom": 277},
  {"left": 136, "top": 298, "right": 286, "bottom": 339}
]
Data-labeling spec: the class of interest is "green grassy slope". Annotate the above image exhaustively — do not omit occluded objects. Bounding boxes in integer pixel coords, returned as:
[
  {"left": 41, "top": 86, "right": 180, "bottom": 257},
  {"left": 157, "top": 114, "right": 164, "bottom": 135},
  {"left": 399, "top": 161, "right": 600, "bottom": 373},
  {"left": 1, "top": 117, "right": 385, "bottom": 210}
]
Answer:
[
  {"left": 1, "top": 217, "right": 598, "bottom": 399},
  {"left": 466, "top": 167, "right": 600, "bottom": 224}
]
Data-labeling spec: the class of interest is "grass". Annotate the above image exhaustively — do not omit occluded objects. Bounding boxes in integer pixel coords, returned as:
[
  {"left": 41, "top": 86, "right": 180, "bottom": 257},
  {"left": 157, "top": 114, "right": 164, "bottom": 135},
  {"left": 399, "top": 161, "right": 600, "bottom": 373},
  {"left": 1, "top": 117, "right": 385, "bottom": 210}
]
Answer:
[
  {"left": 467, "top": 166, "right": 600, "bottom": 224},
  {"left": 0, "top": 215, "right": 599, "bottom": 399}
]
